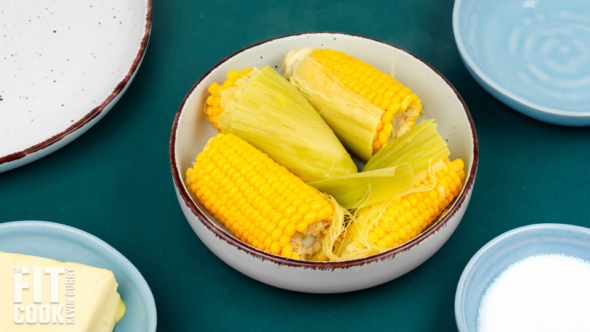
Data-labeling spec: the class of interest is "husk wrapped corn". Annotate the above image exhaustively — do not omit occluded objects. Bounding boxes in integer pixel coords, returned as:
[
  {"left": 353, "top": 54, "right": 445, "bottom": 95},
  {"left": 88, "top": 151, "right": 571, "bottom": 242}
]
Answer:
[
  {"left": 285, "top": 47, "right": 422, "bottom": 161},
  {"left": 207, "top": 66, "right": 357, "bottom": 182},
  {"left": 321, "top": 120, "right": 464, "bottom": 261},
  {"left": 332, "top": 159, "right": 465, "bottom": 260}
]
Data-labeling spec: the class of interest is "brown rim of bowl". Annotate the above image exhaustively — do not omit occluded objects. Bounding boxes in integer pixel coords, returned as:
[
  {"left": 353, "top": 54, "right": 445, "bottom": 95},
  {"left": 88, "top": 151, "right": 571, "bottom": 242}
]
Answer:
[
  {"left": 169, "top": 31, "right": 479, "bottom": 270},
  {"left": 0, "top": 0, "right": 153, "bottom": 167}
]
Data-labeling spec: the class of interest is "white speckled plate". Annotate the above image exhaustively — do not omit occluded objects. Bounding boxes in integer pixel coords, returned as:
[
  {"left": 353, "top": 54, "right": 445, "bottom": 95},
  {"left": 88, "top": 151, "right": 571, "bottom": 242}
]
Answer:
[{"left": 0, "top": 0, "right": 152, "bottom": 172}]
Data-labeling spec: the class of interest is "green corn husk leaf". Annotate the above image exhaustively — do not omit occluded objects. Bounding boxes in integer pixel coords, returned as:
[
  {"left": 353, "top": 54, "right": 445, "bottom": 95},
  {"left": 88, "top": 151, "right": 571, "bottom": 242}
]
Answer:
[
  {"left": 218, "top": 66, "right": 357, "bottom": 182},
  {"left": 363, "top": 119, "right": 450, "bottom": 182},
  {"left": 290, "top": 57, "right": 382, "bottom": 162},
  {"left": 308, "top": 164, "right": 414, "bottom": 210}
]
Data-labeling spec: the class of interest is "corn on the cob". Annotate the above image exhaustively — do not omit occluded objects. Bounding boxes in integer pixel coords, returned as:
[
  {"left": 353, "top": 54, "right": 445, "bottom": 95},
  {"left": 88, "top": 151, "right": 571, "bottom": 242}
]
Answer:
[
  {"left": 185, "top": 133, "right": 349, "bottom": 260},
  {"left": 204, "top": 65, "right": 357, "bottom": 183},
  {"left": 206, "top": 68, "right": 253, "bottom": 130},
  {"left": 310, "top": 49, "right": 422, "bottom": 144},
  {"left": 334, "top": 159, "right": 465, "bottom": 260},
  {"left": 284, "top": 47, "right": 422, "bottom": 161}
]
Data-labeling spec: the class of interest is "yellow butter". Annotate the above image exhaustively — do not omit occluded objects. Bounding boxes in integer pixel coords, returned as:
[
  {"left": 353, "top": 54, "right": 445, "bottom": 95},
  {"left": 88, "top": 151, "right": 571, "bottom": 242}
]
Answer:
[{"left": 0, "top": 252, "right": 126, "bottom": 332}]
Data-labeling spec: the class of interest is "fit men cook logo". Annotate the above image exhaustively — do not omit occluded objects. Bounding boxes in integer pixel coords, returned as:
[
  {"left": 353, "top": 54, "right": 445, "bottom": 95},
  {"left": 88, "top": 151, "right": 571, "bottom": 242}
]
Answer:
[{"left": 12, "top": 267, "right": 76, "bottom": 325}]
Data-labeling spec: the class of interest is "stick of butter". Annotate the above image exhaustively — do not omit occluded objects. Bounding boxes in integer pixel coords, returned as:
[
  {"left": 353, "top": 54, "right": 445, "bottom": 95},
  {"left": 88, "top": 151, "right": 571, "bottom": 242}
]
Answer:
[{"left": 0, "top": 251, "right": 126, "bottom": 331}]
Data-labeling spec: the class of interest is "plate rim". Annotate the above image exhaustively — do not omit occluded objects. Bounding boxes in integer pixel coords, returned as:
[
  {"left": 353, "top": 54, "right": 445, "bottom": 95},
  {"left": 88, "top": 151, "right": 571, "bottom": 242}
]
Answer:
[
  {"left": 0, "top": 0, "right": 154, "bottom": 167},
  {"left": 0, "top": 220, "right": 157, "bottom": 331},
  {"left": 452, "top": 0, "right": 590, "bottom": 118},
  {"left": 169, "top": 31, "right": 480, "bottom": 270}
]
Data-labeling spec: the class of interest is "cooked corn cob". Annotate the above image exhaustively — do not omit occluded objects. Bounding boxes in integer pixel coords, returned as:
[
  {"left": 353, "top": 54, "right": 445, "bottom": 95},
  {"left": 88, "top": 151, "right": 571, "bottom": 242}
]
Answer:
[
  {"left": 284, "top": 47, "right": 422, "bottom": 160},
  {"left": 186, "top": 133, "right": 349, "bottom": 260},
  {"left": 335, "top": 159, "right": 465, "bottom": 260},
  {"left": 204, "top": 65, "right": 357, "bottom": 182},
  {"left": 310, "top": 49, "right": 422, "bottom": 144},
  {"left": 206, "top": 68, "right": 253, "bottom": 130}
]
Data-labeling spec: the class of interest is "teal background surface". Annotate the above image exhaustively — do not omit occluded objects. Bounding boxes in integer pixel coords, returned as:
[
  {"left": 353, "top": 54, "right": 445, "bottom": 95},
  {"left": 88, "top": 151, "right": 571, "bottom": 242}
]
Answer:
[{"left": 2, "top": 0, "right": 590, "bottom": 330}]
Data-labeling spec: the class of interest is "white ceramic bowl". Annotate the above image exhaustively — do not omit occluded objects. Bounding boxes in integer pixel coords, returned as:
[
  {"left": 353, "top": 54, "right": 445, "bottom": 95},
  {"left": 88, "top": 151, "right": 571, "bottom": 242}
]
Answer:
[
  {"left": 0, "top": 0, "right": 152, "bottom": 173},
  {"left": 170, "top": 32, "right": 479, "bottom": 293}
]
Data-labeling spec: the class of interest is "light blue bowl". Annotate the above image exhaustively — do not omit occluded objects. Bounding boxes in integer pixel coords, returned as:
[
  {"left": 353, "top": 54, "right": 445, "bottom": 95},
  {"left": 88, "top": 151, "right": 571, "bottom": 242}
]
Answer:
[
  {"left": 0, "top": 221, "right": 157, "bottom": 332},
  {"left": 455, "top": 223, "right": 590, "bottom": 331},
  {"left": 453, "top": 0, "right": 590, "bottom": 126}
]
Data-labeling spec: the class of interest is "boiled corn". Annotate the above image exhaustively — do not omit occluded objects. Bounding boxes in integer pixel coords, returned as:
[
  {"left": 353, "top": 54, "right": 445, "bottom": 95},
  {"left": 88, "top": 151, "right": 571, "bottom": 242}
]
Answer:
[
  {"left": 206, "top": 66, "right": 357, "bottom": 182},
  {"left": 285, "top": 47, "right": 422, "bottom": 160},
  {"left": 186, "top": 133, "right": 347, "bottom": 260},
  {"left": 336, "top": 159, "right": 466, "bottom": 260}
]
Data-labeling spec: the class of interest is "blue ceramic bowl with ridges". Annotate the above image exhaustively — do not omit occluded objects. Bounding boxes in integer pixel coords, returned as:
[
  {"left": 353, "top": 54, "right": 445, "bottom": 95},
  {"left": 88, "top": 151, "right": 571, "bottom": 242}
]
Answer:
[
  {"left": 0, "top": 221, "right": 157, "bottom": 332},
  {"left": 455, "top": 223, "right": 590, "bottom": 331},
  {"left": 453, "top": 0, "right": 590, "bottom": 126}
]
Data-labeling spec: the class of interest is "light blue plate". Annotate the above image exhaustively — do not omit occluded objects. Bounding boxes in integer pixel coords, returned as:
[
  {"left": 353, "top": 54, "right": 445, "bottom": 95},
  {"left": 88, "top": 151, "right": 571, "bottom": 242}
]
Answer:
[
  {"left": 0, "top": 221, "right": 157, "bottom": 332},
  {"left": 455, "top": 223, "right": 590, "bottom": 331},
  {"left": 453, "top": 0, "right": 590, "bottom": 126}
]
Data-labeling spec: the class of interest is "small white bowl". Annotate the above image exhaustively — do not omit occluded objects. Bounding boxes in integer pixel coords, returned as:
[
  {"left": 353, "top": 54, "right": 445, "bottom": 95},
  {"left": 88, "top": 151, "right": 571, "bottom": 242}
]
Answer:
[
  {"left": 455, "top": 224, "right": 590, "bottom": 332},
  {"left": 170, "top": 32, "right": 479, "bottom": 293}
]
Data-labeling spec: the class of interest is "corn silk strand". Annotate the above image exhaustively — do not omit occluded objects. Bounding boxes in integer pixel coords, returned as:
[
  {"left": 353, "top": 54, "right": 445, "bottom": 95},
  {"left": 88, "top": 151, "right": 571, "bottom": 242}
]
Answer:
[{"left": 321, "top": 194, "right": 357, "bottom": 261}]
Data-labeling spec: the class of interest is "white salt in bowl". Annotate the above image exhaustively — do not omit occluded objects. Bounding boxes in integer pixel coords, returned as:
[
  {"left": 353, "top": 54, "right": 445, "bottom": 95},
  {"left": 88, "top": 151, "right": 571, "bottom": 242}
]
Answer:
[
  {"left": 455, "top": 223, "right": 590, "bottom": 331},
  {"left": 170, "top": 32, "right": 479, "bottom": 293}
]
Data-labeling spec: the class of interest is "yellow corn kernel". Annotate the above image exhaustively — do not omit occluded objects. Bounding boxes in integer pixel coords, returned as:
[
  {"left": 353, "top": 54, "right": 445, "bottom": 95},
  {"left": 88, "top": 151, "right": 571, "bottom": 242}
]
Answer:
[
  {"left": 296, "top": 221, "right": 308, "bottom": 233},
  {"left": 227, "top": 69, "right": 240, "bottom": 80},
  {"left": 208, "top": 82, "right": 220, "bottom": 95},
  {"left": 281, "top": 244, "right": 293, "bottom": 258},
  {"left": 185, "top": 133, "right": 336, "bottom": 260}
]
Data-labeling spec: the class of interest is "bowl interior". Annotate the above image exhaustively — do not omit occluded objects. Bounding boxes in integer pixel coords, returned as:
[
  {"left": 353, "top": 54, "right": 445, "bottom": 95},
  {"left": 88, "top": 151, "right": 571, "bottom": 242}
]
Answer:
[
  {"left": 0, "top": 221, "right": 157, "bottom": 332},
  {"left": 174, "top": 32, "right": 476, "bottom": 258},
  {"left": 456, "top": 224, "right": 590, "bottom": 332},
  {"left": 454, "top": 0, "right": 590, "bottom": 114}
]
